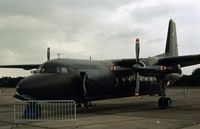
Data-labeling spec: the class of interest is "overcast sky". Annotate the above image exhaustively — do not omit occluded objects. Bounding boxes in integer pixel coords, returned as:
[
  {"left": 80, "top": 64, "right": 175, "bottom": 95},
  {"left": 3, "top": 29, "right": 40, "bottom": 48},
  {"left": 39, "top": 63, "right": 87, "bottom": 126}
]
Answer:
[{"left": 0, "top": 0, "right": 200, "bottom": 77}]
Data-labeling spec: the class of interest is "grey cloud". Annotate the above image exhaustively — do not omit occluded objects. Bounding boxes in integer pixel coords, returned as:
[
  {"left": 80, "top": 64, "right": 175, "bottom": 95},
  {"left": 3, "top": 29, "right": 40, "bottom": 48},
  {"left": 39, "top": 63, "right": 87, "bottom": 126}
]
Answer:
[
  {"left": 130, "top": 4, "right": 174, "bottom": 23},
  {"left": 0, "top": 0, "right": 135, "bottom": 17},
  {"left": 0, "top": 0, "right": 199, "bottom": 76}
]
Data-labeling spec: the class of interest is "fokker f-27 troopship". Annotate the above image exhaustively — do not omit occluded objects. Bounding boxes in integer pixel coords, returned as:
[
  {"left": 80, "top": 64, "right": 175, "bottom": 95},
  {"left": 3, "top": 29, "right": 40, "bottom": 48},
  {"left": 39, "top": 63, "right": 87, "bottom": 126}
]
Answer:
[{"left": 0, "top": 19, "right": 200, "bottom": 109}]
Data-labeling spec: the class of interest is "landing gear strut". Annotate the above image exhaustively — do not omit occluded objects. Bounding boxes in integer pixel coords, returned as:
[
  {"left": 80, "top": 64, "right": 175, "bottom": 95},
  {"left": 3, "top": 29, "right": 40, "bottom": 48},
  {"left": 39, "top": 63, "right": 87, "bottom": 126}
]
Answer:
[
  {"left": 79, "top": 72, "right": 93, "bottom": 109},
  {"left": 158, "top": 80, "right": 172, "bottom": 109}
]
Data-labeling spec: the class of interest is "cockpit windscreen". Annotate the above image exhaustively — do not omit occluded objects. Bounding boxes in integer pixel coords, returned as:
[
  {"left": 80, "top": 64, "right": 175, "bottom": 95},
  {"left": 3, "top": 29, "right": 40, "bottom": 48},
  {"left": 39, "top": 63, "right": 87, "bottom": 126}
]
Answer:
[{"left": 39, "top": 64, "right": 68, "bottom": 74}]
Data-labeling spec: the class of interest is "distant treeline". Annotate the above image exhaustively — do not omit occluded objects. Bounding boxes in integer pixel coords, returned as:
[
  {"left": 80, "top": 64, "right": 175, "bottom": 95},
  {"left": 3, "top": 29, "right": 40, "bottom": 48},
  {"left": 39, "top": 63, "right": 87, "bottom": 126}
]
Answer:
[
  {"left": 175, "top": 67, "right": 200, "bottom": 87},
  {"left": 173, "top": 75, "right": 200, "bottom": 87},
  {"left": 0, "top": 77, "right": 24, "bottom": 87}
]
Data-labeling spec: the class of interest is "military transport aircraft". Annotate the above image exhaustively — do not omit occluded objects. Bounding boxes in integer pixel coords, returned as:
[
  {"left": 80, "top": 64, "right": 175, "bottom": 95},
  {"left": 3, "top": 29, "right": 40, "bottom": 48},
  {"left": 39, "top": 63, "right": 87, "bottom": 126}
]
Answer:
[{"left": 0, "top": 19, "right": 200, "bottom": 109}]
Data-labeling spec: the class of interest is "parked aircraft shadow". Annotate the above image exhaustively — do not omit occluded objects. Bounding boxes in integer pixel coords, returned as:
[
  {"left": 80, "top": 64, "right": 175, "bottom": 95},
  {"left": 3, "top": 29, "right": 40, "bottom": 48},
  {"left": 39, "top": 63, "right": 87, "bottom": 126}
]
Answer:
[{"left": 77, "top": 99, "right": 159, "bottom": 116}]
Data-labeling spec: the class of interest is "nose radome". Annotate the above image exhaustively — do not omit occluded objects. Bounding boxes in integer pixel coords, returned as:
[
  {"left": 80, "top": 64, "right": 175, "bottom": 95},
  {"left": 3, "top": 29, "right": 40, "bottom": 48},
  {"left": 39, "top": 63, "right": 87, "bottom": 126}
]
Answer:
[
  {"left": 15, "top": 75, "right": 42, "bottom": 96},
  {"left": 15, "top": 73, "right": 82, "bottom": 99},
  {"left": 16, "top": 81, "right": 24, "bottom": 95},
  {"left": 15, "top": 74, "right": 53, "bottom": 96}
]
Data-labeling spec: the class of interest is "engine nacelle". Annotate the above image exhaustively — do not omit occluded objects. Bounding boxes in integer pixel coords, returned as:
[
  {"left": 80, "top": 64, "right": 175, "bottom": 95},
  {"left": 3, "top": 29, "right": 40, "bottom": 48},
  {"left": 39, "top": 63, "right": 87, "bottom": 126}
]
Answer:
[{"left": 164, "top": 73, "right": 182, "bottom": 86}]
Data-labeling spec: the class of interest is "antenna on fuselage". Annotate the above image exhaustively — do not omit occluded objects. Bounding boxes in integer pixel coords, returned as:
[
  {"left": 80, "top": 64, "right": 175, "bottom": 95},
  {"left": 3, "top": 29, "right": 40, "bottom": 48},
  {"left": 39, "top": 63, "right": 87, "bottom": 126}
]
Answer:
[{"left": 47, "top": 47, "right": 50, "bottom": 61}]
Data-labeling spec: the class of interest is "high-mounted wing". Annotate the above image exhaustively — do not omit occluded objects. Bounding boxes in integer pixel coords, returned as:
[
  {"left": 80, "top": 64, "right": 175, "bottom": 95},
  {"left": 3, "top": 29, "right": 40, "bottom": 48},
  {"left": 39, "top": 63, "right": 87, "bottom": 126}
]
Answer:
[
  {"left": 0, "top": 64, "right": 41, "bottom": 70},
  {"left": 157, "top": 54, "right": 200, "bottom": 67},
  {"left": 111, "top": 54, "right": 200, "bottom": 69},
  {"left": 0, "top": 47, "right": 50, "bottom": 70}
]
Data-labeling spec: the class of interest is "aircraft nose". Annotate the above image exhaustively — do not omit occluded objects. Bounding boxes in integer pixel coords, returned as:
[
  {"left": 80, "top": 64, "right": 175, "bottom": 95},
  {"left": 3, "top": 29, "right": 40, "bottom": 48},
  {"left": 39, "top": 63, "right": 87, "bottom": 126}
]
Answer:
[
  {"left": 16, "top": 73, "right": 82, "bottom": 99},
  {"left": 16, "top": 82, "right": 24, "bottom": 95}
]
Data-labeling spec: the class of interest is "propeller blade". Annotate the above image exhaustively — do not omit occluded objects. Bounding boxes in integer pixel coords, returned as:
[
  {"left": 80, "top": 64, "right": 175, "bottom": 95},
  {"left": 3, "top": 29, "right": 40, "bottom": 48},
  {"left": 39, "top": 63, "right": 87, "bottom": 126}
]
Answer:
[
  {"left": 135, "top": 38, "right": 140, "bottom": 96},
  {"left": 135, "top": 38, "right": 140, "bottom": 64},
  {"left": 47, "top": 47, "right": 50, "bottom": 61},
  {"left": 135, "top": 72, "right": 140, "bottom": 96},
  {"left": 134, "top": 38, "right": 140, "bottom": 96}
]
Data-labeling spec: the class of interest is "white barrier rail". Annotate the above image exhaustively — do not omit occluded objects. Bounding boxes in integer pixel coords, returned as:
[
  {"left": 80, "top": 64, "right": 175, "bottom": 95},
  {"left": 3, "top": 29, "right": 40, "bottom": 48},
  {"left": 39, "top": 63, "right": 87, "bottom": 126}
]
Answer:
[{"left": 12, "top": 100, "right": 76, "bottom": 128}]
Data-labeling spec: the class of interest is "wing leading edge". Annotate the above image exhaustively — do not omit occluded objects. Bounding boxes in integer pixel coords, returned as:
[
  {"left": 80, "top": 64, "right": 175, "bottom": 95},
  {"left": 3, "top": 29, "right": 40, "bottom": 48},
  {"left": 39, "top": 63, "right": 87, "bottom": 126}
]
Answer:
[
  {"left": 157, "top": 54, "right": 200, "bottom": 67},
  {"left": 1, "top": 54, "right": 199, "bottom": 71},
  {"left": 111, "top": 53, "right": 200, "bottom": 70},
  {"left": 0, "top": 64, "right": 40, "bottom": 70}
]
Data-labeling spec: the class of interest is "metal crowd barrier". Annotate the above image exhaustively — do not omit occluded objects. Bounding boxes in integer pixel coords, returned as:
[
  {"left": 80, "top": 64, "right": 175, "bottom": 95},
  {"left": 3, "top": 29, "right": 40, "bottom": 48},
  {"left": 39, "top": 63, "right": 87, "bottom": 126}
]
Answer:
[{"left": 12, "top": 100, "right": 76, "bottom": 128}]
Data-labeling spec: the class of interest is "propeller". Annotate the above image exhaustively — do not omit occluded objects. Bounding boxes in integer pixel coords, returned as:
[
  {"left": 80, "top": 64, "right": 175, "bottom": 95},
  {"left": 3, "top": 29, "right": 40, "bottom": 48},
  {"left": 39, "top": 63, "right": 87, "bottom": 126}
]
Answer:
[
  {"left": 110, "top": 38, "right": 168, "bottom": 96},
  {"left": 47, "top": 47, "right": 50, "bottom": 61},
  {"left": 134, "top": 38, "right": 140, "bottom": 96}
]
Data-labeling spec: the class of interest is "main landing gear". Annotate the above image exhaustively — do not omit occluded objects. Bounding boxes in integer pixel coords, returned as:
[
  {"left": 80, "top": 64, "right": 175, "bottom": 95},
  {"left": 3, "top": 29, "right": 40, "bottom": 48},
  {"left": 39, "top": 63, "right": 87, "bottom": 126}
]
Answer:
[{"left": 158, "top": 80, "right": 172, "bottom": 109}]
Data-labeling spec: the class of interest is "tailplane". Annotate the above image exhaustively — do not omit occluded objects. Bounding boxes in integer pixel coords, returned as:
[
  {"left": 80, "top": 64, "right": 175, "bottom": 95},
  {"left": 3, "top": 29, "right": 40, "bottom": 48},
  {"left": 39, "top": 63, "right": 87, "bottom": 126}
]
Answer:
[
  {"left": 165, "top": 19, "right": 178, "bottom": 57},
  {"left": 156, "top": 19, "right": 178, "bottom": 57}
]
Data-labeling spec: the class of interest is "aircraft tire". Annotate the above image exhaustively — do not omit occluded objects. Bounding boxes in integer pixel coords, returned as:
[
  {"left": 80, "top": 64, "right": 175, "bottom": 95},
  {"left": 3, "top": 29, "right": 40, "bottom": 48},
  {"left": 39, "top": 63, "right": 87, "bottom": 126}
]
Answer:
[
  {"left": 158, "top": 97, "right": 172, "bottom": 109},
  {"left": 166, "top": 97, "right": 172, "bottom": 108}
]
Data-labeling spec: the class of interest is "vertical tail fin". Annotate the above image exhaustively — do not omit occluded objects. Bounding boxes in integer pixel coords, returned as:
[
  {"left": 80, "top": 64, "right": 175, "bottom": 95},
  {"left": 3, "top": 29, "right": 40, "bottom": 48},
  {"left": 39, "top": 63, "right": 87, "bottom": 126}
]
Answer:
[{"left": 165, "top": 19, "right": 178, "bottom": 57}]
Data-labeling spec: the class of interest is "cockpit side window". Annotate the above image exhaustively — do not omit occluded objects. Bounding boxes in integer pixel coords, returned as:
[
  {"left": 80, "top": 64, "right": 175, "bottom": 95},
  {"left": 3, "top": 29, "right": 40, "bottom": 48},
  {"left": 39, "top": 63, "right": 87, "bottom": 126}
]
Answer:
[
  {"left": 40, "top": 64, "right": 69, "bottom": 74},
  {"left": 40, "top": 66, "right": 56, "bottom": 73}
]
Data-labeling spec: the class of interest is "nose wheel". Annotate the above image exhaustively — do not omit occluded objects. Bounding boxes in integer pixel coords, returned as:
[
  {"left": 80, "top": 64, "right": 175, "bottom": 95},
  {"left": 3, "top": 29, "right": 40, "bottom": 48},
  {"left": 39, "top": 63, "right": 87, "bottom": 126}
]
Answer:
[{"left": 158, "top": 97, "right": 172, "bottom": 109}]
